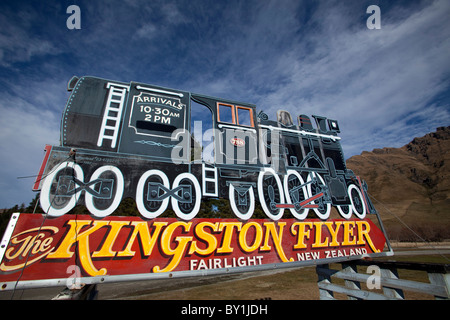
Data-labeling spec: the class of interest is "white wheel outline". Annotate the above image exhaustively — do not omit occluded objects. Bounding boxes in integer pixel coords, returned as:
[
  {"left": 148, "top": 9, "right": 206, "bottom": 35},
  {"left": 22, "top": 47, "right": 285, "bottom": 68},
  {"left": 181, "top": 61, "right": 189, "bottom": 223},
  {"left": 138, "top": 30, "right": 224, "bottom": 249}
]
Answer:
[
  {"left": 136, "top": 169, "right": 170, "bottom": 219},
  {"left": 337, "top": 204, "right": 353, "bottom": 220},
  {"left": 306, "top": 172, "right": 331, "bottom": 220},
  {"left": 283, "top": 170, "right": 309, "bottom": 220},
  {"left": 348, "top": 184, "right": 367, "bottom": 219},
  {"left": 85, "top": 165, "right": 124, "bottom": 218},
  {"left": 171, "top": 173, "right": 201, "bottom": 220},
  {"left": 229, "top": 184, "right": 255, "bottom": 220},
  {"left": 40, "top": 161, "right": 84, "bottom": 217},
  {"left": 257, "top": 168, "right": 285, "bottom": 221}
]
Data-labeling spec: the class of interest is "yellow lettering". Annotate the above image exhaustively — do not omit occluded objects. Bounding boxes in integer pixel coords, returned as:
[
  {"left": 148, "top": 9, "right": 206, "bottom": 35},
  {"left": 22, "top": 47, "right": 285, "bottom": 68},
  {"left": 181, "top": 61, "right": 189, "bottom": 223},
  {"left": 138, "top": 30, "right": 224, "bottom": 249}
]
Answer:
[
  {"left": 92, "top": 221, "right": 130, "bottom": 258},
  {"left": 117, "top": 221, "right": 168, "bottom": 257},
  {"left": 30, "top": 233, "right": 45, "bottom": 254},
  {"left": 189, "top": 221, "right": 219, "bottom": 256},
  {"left": 47, "top": 220, "right": 98, "bottom": 259},
  {"left": 0, "top": 227, "right": 58, "bottom": 272},
  {"left": 312, "top": 222, "right": 328, "bottom": 248},
  {"left": 5, "top": 235, "right": 32, "bottom": 260},
  {"left": 356, "top": 220, "right": 380, "bottom": 253},
  {"left": 39, "top": 236, "right": 53, "bottom": 252},
  {"left": 324, "top": 221, "right": 343, "bottom": 247},
  {"left": 47, "top": 220, "right": 109, "bottom": 276},
  {"left": 291, "top": 222, "right": 313, "bottom": 249},
  {"left": 238, "top": 222, "right": 263, "bottom": 253},
  {"left": 217, "top": 222, "right": 242, "bottom": 253},
  {"left": 261, "top": 222, "right": 293, "bottom": 262},
  {"left": 153, "top": 221, "right": 192, "bottom": 273},
  {"left": 342, "top": 221, "right": 356, "bottom": 246}
]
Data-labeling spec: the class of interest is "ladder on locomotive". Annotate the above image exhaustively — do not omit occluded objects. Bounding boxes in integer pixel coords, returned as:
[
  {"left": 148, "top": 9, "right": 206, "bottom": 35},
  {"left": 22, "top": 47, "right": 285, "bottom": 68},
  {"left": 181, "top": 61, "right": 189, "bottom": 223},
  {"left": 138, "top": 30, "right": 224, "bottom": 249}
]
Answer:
[{"left": 97, "top": 82, "right": 129, "bottom": 148}]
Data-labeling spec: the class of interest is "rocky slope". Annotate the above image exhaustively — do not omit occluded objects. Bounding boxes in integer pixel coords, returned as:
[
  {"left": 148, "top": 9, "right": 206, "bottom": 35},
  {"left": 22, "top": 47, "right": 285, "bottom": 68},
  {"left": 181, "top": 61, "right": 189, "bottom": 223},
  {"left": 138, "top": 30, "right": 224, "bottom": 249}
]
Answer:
[{"left": 346, "top": 126, "right": 450, "bottom": 240}]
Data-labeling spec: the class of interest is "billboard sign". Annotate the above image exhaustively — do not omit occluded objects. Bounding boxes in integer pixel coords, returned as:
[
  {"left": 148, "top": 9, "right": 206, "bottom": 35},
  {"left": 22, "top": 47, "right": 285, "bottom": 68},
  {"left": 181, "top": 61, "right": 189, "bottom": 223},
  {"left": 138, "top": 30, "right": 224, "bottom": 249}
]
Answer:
[
  {"left": 0, "top": 213, "right": 387, "bottom": 290},
  {"left": 0, "top": 76, "right": 393, "bottom": 290}
]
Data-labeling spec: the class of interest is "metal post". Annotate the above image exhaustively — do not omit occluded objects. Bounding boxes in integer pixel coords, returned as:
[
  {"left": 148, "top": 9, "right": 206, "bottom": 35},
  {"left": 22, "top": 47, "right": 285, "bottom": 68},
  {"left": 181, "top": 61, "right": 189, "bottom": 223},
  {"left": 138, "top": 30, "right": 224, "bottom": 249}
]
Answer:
[
  {"left": 428, "top": 272, "right": 450, "bottom": 300},
  {"left": 342, "top": 263, "right": 361, "bottom": 300},
  {"left": 316, "top": 264, "right": 334, "bottom": 300},
  {"left": 380, "top": 267, "right": 404, "bottom": 299}
]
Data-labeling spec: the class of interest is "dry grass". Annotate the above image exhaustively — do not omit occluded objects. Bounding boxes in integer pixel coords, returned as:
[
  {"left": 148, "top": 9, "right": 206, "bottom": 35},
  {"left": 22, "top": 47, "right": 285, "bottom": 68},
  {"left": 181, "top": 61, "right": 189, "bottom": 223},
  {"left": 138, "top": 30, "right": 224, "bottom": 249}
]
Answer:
[
  {"left": 111, "top": 253, "right": 449, "bottom": 300},
  {"left": 117, "top": 267, "right": 320, "bottom": 300}
]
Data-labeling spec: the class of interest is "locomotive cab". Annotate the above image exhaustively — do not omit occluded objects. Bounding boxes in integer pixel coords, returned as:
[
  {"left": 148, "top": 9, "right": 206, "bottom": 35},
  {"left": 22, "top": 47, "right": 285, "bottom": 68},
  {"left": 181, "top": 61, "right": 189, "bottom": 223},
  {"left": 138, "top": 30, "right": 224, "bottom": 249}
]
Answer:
[{"left": 191, "top": 94, "right": 259, "bottom": 167}]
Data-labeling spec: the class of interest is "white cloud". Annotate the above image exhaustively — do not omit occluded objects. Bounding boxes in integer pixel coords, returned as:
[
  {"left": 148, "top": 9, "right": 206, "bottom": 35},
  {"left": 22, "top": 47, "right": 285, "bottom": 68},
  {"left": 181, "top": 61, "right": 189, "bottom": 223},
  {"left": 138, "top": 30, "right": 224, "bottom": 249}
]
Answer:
[
  {"left": 0, "top": 74, "right": 65, "bottom": 208},
  {"left": 0, "top": 94, "right": 60, "bottom": 208},
  {"left": 135, "top": 23, "right": 158, "bottom": 40},
  {"left": 0, "top": 9, "right": 61, "bottom": 68},
  {"left": 156, "top": 0, "right": 449, "bottom": 159},
  {"left": 244, "top": 0, "right": 450, "bottom": 157}
]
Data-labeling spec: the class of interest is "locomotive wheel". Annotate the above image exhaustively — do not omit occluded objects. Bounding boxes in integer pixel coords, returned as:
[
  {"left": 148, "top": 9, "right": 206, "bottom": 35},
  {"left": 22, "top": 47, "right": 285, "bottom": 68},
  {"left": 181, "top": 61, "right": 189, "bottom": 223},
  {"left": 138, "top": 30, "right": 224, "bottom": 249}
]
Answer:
[
  {"left": 348, "top": 184, "right": 367, "bottom": 219},
  {"left": 337, "top": 205, "right": 352, "bottom": 219},
  {"left": 40, "top": 161, "right": 84, "bottom": 217},
  {"left": 85, "top": 165, "right": 124, "bottom": 218},
  {"left": 136, "top": 169, "right": 170, "bottom": 219},
  {"left": 283, "top": 170, "right": 309, "bottom": 220},
  {"left": 229, "top": 184, "right": 255, "bottom": 220},
  {"left": 258, "top": 168, "right": 285, "bottom": 220},
  {"left": 171, "top": 173, "right": 201, "bottom": 220},
  {"left": 306, "top": 172, "right": 331, "bottom": 220}
]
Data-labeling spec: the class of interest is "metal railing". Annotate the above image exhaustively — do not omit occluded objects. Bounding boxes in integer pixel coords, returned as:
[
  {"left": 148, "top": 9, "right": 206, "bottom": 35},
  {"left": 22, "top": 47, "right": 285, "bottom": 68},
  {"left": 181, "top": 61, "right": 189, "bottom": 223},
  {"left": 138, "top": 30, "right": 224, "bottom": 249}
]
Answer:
[{"left": 316, "top": 260, "right": 450, "bottom": 300}]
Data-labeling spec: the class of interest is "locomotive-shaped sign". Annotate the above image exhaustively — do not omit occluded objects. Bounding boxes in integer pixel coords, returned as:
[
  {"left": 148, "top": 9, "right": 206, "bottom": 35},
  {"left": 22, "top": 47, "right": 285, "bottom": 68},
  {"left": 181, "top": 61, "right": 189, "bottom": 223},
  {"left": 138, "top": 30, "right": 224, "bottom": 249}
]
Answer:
[
  {"left": 0, "top": 76, "right": 392, "bottom": 291},
  {"left": 33, "top": 76, "right": 374, "bottom": 221}
]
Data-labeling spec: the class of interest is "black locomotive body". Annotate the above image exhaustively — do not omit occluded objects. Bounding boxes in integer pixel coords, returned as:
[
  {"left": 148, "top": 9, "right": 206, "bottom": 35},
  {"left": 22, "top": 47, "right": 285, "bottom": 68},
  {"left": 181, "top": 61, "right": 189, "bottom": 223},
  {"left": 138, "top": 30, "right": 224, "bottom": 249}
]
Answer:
[{"left": 34, "top": 76, "right": 375, "bottom": 220}]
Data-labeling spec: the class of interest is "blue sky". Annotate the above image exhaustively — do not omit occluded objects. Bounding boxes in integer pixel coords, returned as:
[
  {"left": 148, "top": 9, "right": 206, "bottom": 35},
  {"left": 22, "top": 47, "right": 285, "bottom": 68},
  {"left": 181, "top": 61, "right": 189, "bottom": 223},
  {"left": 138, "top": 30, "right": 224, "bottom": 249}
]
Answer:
[{"left": 0, "top": 0, "right": 449, "bottom": 208}]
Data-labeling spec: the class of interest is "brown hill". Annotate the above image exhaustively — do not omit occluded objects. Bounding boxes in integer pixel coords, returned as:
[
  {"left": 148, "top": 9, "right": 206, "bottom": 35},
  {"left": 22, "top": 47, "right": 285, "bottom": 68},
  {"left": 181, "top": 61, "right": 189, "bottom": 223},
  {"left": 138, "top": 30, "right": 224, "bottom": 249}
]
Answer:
[{"left": 346, "top": 126, "right": 450, "bottom": 241}]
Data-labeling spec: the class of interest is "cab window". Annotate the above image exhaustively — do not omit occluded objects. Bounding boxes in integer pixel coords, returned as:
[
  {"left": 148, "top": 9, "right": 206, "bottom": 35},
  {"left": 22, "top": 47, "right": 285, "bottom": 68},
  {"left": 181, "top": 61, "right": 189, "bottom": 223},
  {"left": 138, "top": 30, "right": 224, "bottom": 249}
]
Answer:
[
  {"left": 236, "top": 106, "right": 253, "bottom": 127},
  {"left": 217, "top": 103, "right": 235, "bottom": 124},
  {"left": 217, "top": 103, "right": 253, "bottom": 127}
]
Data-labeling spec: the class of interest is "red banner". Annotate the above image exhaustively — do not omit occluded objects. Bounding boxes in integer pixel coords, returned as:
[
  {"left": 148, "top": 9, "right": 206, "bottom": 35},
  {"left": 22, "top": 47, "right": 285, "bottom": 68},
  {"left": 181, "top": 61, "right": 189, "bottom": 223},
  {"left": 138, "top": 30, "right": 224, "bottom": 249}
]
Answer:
[{"left": 0, "top": 214, "right": 386, "bottom": 288}]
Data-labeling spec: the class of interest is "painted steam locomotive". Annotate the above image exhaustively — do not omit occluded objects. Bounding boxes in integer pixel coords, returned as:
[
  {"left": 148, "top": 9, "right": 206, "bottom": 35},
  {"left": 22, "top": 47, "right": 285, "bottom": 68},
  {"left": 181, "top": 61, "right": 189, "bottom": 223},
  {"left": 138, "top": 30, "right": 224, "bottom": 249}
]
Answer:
[{"left": 33, "top": 76, "right": 375, "bottom": 221}]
